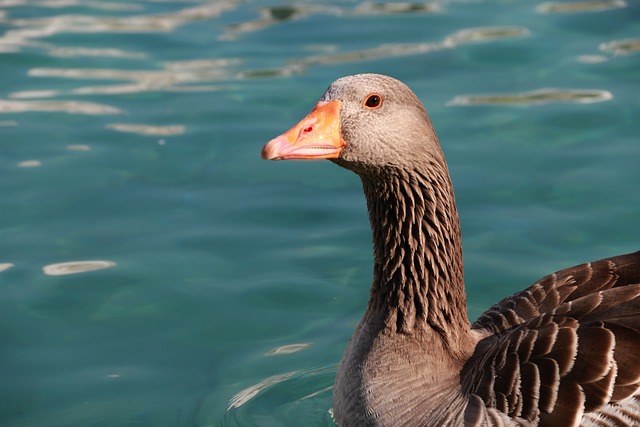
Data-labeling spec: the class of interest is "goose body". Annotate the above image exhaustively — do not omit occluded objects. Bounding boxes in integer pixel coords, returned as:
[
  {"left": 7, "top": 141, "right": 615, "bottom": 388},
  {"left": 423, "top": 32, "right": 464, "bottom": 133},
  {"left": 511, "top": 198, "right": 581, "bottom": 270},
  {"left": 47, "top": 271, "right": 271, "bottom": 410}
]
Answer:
[{"left": 262, "top": 74, "right": 640, "bottom": 426}]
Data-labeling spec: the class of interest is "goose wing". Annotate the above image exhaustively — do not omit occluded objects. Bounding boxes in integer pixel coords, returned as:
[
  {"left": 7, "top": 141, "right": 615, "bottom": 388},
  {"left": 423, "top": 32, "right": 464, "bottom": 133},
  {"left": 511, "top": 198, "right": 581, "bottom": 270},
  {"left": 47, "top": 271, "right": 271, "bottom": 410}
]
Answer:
[{"left": 462, "top": 251, "right": 640, "bottom": 426}]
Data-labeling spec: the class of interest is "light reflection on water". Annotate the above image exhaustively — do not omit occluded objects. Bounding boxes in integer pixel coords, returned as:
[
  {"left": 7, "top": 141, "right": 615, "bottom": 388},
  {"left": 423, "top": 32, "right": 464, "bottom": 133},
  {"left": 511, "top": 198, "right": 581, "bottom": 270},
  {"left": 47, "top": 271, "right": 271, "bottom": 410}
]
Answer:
[
  {"left": 0, "top": 2, "right": 237, "bottom": 41},
  {"left": 536, "top": 0, "right": 627, "bottom": 14},
  {"left": 6, "top": 25, "right": 534, "bottom": 102},
  {"left": 1, "top": 1, "right": 638, "bottom": 426},
  {"left": 447, "top": 88, "right": 613, "bottom": 106},
  {"left": 0, "top": 98, "right": 122, "bottom": 114},
  {"left": 0, "top": 1, "right": 634, "bottom": 114},
  {"left": 0, "top": 263, "right": 14, "bottom": 272},
  {"left": 106, "top": 123, "right": 186, "bottom": 136},
  {"left": 42, "top": 260, "right": 117, "bottom": 276},
  {"left": 600, "top": 38, "right": 640, "bottom": 55}
]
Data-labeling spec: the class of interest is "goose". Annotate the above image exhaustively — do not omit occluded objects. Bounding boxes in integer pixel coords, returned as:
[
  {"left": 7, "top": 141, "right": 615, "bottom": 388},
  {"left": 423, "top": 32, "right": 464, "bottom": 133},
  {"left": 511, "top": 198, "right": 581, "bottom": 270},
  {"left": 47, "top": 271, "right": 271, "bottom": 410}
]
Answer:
[{"left": 261, "top": 74, "right": 640, "bottom": 426}]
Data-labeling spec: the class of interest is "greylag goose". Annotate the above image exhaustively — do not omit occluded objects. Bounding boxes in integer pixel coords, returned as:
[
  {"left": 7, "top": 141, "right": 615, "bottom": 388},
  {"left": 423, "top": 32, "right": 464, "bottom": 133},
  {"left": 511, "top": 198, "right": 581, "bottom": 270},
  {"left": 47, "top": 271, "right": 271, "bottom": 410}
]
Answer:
[{"left": 261, "top": 74, "right": 640, "bottom": 426}]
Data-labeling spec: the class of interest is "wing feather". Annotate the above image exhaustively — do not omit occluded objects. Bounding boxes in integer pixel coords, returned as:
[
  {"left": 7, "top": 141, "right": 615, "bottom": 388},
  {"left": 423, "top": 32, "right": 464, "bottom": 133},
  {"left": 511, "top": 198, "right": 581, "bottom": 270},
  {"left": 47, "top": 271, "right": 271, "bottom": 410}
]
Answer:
[{"left": 462, "top": 251, "right": 640, "bottom": 426}]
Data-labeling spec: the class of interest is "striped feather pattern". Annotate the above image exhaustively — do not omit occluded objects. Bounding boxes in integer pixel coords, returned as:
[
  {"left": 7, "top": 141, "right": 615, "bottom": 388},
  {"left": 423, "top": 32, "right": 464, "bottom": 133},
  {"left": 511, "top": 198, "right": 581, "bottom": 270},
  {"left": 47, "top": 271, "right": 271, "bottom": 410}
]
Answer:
[{"left": 464, "top": 253, "right": 640, "bottom": 426}]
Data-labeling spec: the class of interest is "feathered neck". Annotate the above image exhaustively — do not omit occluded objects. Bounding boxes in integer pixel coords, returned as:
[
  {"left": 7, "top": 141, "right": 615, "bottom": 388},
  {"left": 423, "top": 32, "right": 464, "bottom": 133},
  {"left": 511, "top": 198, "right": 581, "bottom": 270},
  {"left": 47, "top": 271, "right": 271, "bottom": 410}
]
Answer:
[{"left": 359, "top": 161, "right": 471, "bottom": 348}]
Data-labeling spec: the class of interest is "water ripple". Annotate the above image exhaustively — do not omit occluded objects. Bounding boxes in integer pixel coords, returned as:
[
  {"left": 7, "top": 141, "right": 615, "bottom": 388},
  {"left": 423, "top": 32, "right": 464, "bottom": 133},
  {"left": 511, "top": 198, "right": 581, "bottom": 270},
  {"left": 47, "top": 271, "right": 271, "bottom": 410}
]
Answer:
[
  {"left": 221, "top": 3, "right": 439, "bottom": 40},
  {"left": 1, "top": 2, "right": 237, "bottom": 34},
  {"left": 17, "top": 160, "right": 42, "bottom": 168},
  {"left": 47, "top": 46, "right": 146, "bottom": 59},
  {"left": 66, "top": 144, "right": 91, "bottom": 151},
  {"left": 0, "top": 99, "right": 122, "bottom": 114},
  {"left": 577, "top": 54, "right": 609, "bottom": 63},
  {"left": 600, "top": 39, "right": 640, "bottom": 56},
  {"left": 265, "top": 343, "right": 312, "bottom": 356},
  {"left": 227, "top": 366, "right": 334, "bottom": 410},
  {"left": 537, "top": 0, "right": 626, "bottom": 13},
  {"left": 0, "top": 1, "right": 144, "bottom": 12},
  {"left": 17, "top": 59, "right": 238, "bottom": 97},
  {"left": 106, "top": 123, "right": 186, "bottom": 136},
  {"left": 444, "top": 26, "right": 530, "bottom": 45},
  {"left": 299, "top": 41, "right": 446, "bottom": 67},
  {"left": 42, "top": 260, "right": 117, "bottom": 276},
  {"left": 7, "top": 16, "right": 528, "bottom": 97},
  {"left": 0, "top": 2, "right": 239, "bottom": 54},
  {"left": 354, "top": 2, "right": 440, "bottom": 15},
  {"left": 447, "top": 88, "right": 613, "bottom": 106},
  {"left": 220, "top": 5, "right": 340, "bottom": 41},
  {"left": 228, "top": 372, "right": 297, "bottom": 410},
  {"left": 240, "top": 26, "right": 529, "bottom": 78}
]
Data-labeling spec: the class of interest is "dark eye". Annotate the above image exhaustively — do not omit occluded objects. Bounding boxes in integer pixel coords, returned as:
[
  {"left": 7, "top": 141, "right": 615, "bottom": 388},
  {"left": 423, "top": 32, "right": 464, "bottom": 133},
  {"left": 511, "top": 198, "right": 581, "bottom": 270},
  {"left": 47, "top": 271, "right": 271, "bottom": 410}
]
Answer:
[{"left": 363, "top": 94, "right": 382, "bottom": 109}]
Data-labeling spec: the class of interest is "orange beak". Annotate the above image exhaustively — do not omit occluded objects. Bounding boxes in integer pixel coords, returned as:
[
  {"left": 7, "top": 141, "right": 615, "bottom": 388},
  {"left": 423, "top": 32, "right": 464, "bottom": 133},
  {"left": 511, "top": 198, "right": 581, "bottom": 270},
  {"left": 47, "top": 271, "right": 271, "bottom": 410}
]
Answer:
[{"left": 261, "top": 100, "right": 346, "bottom": 160}]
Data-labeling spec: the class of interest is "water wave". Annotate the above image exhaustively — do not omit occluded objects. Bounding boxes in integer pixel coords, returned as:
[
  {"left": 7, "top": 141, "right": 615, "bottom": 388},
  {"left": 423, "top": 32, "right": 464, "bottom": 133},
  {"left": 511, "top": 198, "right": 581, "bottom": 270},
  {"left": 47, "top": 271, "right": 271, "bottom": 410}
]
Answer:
[
  {"left": 42, "top": 260, "right": 117, "bottom": 276},
  {"left": 265, "top": 343, "right": 312, "bottom": 356},
  {"left": 537, "top": 0, "right": 626, "bottom": 13},
  {"left": 220, "top": 3, "right": 439, "bottom": 40},
  {"left": 17, "top": 160, "right": 42, "bottom": 168},
  {"left": 240, "top": 26, "right": 530, "bottom": 79},
  {"left": 447, "top": 88, "right": 613, "bottom": 106},
  {"left": 227, "top": 366, "right": 335, "bottom": 410},
  {"left": 0, "top": 263, "right": 14, "bottom": 272},
  {"left": 106, "top": 123, "right": 186, "bottom": 136},
  {"left": 600, "top": 39, "right": 640, "bottom": 56},
  {"left": 0, "top": 99, "right": 122, "bottom": 114}
]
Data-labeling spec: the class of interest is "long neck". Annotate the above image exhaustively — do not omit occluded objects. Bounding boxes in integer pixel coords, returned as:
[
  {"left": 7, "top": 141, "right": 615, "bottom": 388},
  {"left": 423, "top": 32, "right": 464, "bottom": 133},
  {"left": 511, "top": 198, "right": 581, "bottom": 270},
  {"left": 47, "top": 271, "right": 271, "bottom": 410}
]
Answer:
[{"left": 361, "top": 161, "right": 471, "bottom": 346}]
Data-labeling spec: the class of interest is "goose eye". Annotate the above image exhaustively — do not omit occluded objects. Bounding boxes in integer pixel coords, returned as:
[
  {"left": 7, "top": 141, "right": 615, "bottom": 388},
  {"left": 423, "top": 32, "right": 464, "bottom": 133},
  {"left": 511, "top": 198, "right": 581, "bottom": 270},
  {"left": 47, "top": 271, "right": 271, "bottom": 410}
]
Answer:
[{"left": 363, "top": 94, "right": 382, "bottom": 109}]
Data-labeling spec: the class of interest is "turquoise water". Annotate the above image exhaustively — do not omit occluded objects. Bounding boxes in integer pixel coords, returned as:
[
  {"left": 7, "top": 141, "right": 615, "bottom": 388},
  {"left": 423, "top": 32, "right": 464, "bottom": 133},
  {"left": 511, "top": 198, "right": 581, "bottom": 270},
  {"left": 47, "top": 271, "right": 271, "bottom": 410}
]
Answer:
[{"left": 0, "top": 1, "right": 638, "bottom": 425}]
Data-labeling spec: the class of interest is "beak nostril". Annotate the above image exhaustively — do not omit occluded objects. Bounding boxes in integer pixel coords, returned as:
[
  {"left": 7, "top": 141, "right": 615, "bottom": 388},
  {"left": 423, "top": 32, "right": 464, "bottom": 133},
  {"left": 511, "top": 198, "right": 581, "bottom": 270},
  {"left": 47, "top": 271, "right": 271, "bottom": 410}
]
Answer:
[{"left": 262, "top": 100, "right": 342, "bottom": 160}]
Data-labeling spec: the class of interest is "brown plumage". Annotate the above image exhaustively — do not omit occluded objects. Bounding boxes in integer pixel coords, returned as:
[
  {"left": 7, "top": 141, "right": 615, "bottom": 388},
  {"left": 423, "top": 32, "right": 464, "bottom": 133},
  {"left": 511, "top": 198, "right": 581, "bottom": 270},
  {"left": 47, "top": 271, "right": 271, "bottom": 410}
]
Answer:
[{"left": 262, "top": 74, "right": 640, "bottom": 426}]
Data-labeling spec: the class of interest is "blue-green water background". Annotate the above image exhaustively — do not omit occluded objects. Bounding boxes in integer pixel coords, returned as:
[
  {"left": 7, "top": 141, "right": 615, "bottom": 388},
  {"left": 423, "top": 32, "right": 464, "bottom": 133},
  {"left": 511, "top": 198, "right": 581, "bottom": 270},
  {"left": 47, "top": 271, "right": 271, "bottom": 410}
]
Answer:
[{"left": 1, "top": 1, "right": 638, "bottom": 426}]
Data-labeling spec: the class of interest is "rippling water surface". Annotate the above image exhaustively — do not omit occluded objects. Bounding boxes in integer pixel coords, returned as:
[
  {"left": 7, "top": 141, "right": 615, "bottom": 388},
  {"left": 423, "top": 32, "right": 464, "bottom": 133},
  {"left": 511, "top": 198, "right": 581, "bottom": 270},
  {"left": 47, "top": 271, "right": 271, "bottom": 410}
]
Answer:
[{"left": 1, "top": 1, "right": 638, "bottom": 426}]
